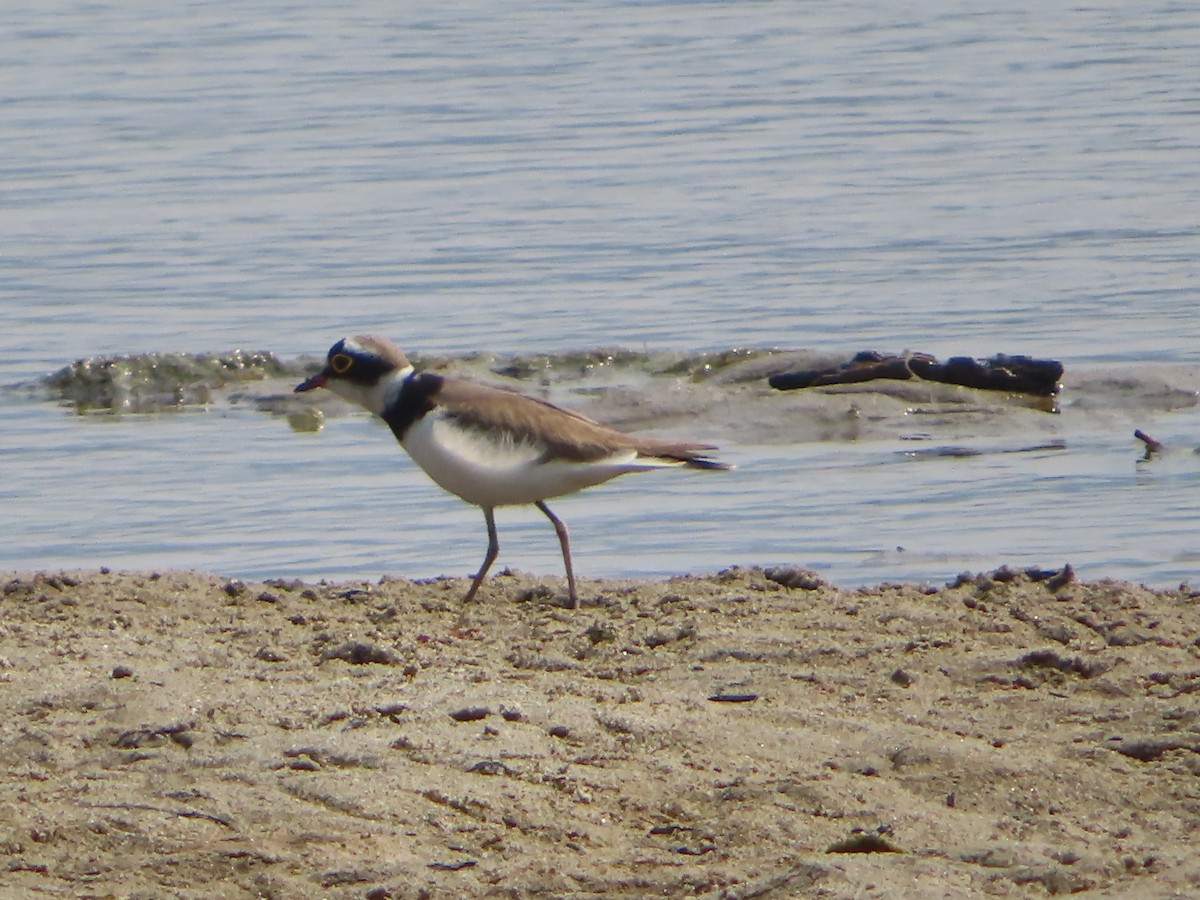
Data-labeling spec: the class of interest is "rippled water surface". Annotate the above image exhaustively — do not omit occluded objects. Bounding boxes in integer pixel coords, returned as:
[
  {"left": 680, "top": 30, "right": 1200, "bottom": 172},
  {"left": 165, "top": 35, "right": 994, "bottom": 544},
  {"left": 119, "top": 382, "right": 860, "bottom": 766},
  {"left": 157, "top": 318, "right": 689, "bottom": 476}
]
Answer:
[{"left": 3, "top": 2, "right": 1199, "bottom": 587}]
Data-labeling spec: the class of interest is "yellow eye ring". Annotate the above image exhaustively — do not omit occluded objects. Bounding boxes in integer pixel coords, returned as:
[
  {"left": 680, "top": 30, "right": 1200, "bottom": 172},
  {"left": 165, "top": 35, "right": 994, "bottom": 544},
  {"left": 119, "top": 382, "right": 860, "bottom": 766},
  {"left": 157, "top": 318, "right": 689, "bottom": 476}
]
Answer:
[{"left": 330, "top": 353, "right": 353, "bottom": 374}]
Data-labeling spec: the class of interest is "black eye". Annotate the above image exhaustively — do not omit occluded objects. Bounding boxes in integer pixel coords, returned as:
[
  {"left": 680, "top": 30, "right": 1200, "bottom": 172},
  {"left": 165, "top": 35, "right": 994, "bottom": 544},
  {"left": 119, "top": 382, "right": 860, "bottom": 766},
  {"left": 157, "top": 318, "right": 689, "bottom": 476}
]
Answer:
[{"left": 330, "top": 353, "right": 353, "bottom": 374}]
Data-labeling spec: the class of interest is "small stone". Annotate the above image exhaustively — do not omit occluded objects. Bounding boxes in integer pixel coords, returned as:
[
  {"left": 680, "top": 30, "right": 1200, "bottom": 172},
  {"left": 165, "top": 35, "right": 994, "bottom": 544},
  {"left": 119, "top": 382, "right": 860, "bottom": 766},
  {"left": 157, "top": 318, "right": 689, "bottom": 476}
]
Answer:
[
  {"left": 449, "top": 706, "right": 490, "bottom": 723},
  {"left": 375, "top": 702, "right": 408, "bottom": 720},
  {"left": 319, "top": 641, "right": 399, "bottom": 665},
  {"left": 1046, "top": 564, "right": 1075, "bottom": 592},
  {"left": 708, "top": 691, "right": 758, "bottom": 703},
  {"left": 585, "top": 621, "right": 617, "bottom": 645},
  {"left": 949, "top": 571, "right": 975, "bottom": 588},
  {"left": 468, "top": 760, "right": 510, "bottom": 776},
  {"left": 265, "top": 577, "right": 305, "bottom": 592},
  {"left": 1106, "top": 626, "right": 1150, "bottom": 647},
  {"left": 764, "top": 566, "right": 826, "bottom": 590}
]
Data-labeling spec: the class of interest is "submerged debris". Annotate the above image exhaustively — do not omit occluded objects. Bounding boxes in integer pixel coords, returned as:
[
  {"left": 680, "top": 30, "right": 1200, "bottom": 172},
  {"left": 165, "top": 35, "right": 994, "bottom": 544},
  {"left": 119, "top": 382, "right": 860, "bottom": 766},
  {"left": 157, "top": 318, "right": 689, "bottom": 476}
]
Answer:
[
  {"left": 489, "top": 347, "right": 782, "bottom": 383},
  {"left": 46, "top": 350, "right": 291, "bottom": 413},
  {"left": 489, "top": 347, "right": 652, "bottom": 380},
  {"left": 769, "top": 351, "right": 1064, "bottom": 398},
  {"left": 1134, "top": 429, "right": 1164, "bottom": 458}
]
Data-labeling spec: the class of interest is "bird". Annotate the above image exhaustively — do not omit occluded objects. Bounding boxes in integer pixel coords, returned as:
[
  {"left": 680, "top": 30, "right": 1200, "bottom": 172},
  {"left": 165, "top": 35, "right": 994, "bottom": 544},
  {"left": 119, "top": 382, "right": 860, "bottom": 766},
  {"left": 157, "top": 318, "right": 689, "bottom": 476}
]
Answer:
[{"left": 294, "top": 334, "right": 732, "bottom": 608}]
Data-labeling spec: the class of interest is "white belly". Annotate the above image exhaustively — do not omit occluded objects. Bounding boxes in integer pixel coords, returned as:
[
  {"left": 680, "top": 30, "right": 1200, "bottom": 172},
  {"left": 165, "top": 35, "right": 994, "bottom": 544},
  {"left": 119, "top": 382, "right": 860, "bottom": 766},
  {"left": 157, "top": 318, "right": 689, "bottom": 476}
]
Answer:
[{"left": 400, "top": 414, "right": 675, "bottom": 508}]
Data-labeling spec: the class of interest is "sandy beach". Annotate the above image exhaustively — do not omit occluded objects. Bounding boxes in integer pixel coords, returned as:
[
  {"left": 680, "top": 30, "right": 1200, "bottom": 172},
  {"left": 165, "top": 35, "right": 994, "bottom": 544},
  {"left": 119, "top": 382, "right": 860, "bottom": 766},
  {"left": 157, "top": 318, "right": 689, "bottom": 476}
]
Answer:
[{"left": 1, "top": 566, "right": 1197, "bottom": 898}]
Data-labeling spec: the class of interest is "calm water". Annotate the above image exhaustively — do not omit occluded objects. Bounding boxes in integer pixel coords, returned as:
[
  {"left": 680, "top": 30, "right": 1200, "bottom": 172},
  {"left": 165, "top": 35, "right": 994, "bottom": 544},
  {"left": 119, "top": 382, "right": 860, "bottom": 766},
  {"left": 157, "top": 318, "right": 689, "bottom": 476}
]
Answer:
[{"left": 3, "top": 2, "right": 1199, "bottom": 588}]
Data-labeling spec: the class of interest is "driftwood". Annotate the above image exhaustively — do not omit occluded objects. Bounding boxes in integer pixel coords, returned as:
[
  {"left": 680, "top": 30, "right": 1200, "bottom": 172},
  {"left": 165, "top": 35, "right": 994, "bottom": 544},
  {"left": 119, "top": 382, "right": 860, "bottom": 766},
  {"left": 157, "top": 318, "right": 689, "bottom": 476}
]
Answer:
[{"left": 769, "top": 351, "right": 1063, "bottom": 397}]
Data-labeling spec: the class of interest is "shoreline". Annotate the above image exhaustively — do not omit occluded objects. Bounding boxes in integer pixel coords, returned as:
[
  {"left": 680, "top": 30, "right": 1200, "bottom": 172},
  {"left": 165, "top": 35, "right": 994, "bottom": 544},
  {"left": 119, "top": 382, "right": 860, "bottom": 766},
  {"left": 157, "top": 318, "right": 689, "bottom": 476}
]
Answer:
[{"left": 2, "top": 566, "right": 1197, "bottom": 897}]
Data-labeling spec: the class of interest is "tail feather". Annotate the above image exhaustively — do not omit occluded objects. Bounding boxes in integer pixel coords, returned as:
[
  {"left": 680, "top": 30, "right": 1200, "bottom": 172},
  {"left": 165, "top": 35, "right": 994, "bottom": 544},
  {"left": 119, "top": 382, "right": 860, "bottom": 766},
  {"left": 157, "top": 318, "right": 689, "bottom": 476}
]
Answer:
[
  {"left": 636, "top": 440, "right": 733, "bottom": 471},
  {"left": 673, "top": 454, "right": 733, "bottom": 471}
]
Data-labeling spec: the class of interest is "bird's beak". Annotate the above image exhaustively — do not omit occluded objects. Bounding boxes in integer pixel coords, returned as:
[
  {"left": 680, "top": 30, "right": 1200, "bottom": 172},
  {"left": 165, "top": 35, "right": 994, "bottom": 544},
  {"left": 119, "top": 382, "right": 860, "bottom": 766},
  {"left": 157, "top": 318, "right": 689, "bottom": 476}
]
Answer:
[{"left": 294, "top": 370, "right": 329, "bottom": 393}]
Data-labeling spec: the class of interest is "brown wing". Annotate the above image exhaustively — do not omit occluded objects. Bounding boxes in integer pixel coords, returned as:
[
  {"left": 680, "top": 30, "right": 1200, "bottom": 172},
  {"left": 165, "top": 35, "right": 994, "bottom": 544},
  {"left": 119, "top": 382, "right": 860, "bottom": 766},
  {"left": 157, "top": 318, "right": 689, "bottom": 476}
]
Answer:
[{"left": 433, "top": 377, "right": 728, "bottom": 468}]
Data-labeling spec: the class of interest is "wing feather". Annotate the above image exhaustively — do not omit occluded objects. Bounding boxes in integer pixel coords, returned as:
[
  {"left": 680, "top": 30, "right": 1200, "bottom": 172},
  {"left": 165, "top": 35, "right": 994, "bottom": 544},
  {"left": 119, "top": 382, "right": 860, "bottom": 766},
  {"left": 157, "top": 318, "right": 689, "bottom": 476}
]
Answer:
[{"left": 432, "top": 378, "right": 728, "bottom": 468}]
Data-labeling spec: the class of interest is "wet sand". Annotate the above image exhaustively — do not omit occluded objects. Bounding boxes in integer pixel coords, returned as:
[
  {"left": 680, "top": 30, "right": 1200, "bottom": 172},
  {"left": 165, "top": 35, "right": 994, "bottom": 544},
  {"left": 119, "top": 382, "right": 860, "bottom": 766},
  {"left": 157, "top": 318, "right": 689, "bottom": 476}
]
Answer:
[{"left": 1, "top": 566, "right": 1197, "bottom": 898}]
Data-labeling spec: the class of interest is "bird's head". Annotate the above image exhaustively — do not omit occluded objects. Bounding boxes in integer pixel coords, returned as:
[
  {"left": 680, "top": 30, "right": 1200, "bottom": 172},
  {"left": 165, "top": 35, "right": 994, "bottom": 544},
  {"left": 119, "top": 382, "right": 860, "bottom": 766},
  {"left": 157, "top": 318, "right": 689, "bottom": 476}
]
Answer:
[{"left": 295, "top": 335, "right": 413, "bottom": 415}]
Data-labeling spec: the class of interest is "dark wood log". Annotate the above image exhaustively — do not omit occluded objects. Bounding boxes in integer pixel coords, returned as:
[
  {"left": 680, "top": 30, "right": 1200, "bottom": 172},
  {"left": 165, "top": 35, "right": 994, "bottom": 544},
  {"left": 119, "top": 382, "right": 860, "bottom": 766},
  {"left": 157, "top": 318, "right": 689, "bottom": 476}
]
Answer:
[
  {"left": 768, "top": 351, "right": 916, "bottom": 391},
  {"left": 769, "top": 351, "right": 1063, "bottom": 396}
]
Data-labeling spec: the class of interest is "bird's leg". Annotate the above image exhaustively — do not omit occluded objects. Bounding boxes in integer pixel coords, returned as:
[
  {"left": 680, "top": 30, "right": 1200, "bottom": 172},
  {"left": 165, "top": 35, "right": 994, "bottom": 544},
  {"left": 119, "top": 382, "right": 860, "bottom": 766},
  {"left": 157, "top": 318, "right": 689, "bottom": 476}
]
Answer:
[
  {"left": 535, "top": 500, "right": 578, "bottom": 609},
  {"left": 464, "top": 507, "right": 499, "bottom": 602}
]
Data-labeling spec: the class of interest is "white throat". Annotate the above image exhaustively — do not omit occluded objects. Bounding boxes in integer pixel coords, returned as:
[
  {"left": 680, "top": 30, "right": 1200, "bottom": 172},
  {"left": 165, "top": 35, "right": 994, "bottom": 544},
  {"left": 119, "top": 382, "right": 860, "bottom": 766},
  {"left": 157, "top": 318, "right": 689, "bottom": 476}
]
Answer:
[{"left": 327, "top": 365, "right": 414, "bottom": 417}]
